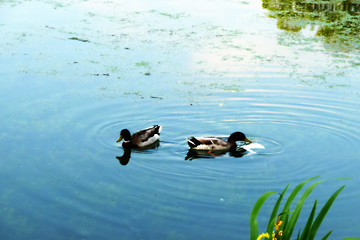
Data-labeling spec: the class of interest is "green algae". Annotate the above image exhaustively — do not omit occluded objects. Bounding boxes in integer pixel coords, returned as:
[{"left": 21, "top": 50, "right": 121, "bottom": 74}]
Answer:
[
  {"left": 150, "top": 10, "right": 188, "bottom": 19},
  {"left": 69, "top": 37, "right": 90, "bottom": 42},
  {"left": 135, "top": 61, "right": 151, "bottom": 68}
]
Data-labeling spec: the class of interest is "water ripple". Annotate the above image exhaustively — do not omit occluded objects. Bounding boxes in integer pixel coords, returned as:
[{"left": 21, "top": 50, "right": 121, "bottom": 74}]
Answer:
[{"left": 43, "top": 84, "right": 360, "bottom": 240}]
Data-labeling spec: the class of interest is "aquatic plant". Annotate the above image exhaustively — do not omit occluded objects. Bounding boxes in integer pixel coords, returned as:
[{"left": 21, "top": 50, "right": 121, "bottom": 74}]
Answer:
[{"left": 250, "top": 176, "right": 360, "bottom": 240}]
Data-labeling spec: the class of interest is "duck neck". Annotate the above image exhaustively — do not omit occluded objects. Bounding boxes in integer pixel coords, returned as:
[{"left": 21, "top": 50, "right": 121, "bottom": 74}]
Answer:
[
  {"left": 227, "top": 140, "right": 237, "bottom": 150},
  {"left": 122, "top": 141, "right": 133, "bottom": 148}
]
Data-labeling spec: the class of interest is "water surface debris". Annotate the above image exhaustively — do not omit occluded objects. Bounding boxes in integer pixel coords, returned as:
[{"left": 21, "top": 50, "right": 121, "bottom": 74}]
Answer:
[{"left": 68, "top": 37, "right": 90, "bottom": 42}]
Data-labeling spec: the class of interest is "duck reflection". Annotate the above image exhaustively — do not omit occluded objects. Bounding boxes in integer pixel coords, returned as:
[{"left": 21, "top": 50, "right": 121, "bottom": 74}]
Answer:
[
  {"left": 185, "top": 148, "right": 247, "bottom": 160},
  {"left": 116, "top": 147, "right": 132, "bottom": 165},
  {"left": 115, "top": 141, "right": 160, "bottom": 166}
]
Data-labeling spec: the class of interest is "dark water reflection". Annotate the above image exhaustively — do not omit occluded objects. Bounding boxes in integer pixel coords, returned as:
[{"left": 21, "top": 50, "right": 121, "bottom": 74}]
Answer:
[
  {"left": 185, "top": 149, "right": 248, "bottom": 160},
  {"left": 118, "top": 139, "right": 250, "bottom": 162},
  {"left": 116, "top": 142, "right": 160, "bottom": 166},
  {"left": 116, "top": 148, "right": 132, "bottom": 165},
  {"left": 263, "top": 0, "right": 360, "bottom": 51}
]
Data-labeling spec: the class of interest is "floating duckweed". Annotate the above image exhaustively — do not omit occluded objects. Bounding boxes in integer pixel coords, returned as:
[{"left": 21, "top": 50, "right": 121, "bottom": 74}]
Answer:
[{"left": 135, "top": 61, "right": 151, "bottom": 68}]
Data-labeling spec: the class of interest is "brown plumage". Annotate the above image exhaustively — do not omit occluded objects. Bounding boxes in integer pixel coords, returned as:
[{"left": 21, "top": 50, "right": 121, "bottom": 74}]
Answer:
[
  {"left": 116, "top": 125, "right": 162, "bottom": 148},
  {"left": 187, "top": 132, "right": 251, "bottom": 151}
]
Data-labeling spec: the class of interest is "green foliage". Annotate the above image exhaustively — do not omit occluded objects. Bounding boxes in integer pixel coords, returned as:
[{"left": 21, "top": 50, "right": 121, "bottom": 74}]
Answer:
[
  {"left": 340, "top": 238, "right": 360, "bottom": 240},
  {"left": 262, "top": 0, "right": 360, "bottom": 51},
  {"left": 280, "top": 176, "right": 320, "bottom": 232},
  {"left": 250, "top": 177, "right": 359, "bottom": 240},
  {"left": 283, "top": 180, "right": 324, "bottom": 238},
  {"left": 266, "top": 185, "right": 289, "bottom": 237},
  {"left": 250, "top": 191, "right": 277, "bottom": 240}
]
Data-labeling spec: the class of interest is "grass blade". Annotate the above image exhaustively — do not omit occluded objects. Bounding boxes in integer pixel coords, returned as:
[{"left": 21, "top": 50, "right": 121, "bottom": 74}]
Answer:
[
  {"left": 299, "top": 200, "right": 317, "bottom": 240},
  {"left": 250, "top": 191, "right": 277, "bottom": 240},
  {"left": 282, "top": 180, "right": 323, "bottom": 239},
  {"left": 266, "top": 184, "right": 289, "bottom": 236},
  {"left": 296, "top": 229, "right": 301, "bottom": 240},
  {"left": 321, "top": 230, "right": 333, "bottom": 240},
  {"left": 308, "top": 185, "right": 346, "bottom": 240},
  {"left": 281, "top": 176, "right": 320, "bottom": 229}
]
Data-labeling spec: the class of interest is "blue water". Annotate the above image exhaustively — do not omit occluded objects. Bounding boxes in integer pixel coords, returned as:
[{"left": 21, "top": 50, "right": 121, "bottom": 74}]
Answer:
[{"left": 1, "top": 0, "right": 360, "bottom": 239}]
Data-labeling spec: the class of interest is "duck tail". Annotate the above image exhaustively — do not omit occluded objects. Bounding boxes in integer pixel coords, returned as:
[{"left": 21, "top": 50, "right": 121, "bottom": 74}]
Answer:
[
  {"left": 187, "top": 137, "right": 201, "bottom": 148},
  {"left": 154, "top": 125, "right": 162, "bottom": 135}
]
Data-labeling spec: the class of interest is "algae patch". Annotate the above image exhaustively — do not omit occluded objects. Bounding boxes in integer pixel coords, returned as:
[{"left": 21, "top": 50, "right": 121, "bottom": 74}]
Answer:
[
  {"left": 69, "top": 37, "right": 90, "bottom": 42},
  {"left": 135, "top": 61, "right": 151, "bottom": 68}
]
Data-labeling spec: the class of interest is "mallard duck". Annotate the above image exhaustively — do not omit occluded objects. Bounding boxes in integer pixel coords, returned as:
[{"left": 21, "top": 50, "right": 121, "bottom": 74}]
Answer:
[
  {"left": 116, "top": 125, "right": 162, "bottom": 148},
  {"left": 186, "top": 131, "right": 251, "bottom": 151}
]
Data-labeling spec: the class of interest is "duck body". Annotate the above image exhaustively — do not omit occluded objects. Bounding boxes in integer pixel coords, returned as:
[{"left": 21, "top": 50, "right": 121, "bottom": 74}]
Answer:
[
  {"left": 187, "top": 136, "right": 233, "bottom": 151},
  {"left": 186, "top": 132, "right": 251, "bottom": 151},
  {"left": 116, "top": 125, "right": 162, "bottom": 148}
]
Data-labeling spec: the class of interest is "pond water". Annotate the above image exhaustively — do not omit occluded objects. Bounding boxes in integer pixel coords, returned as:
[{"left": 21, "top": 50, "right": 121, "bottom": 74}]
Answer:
[{"left": 1, "top": 0, "right": 360, "bottom": 239}]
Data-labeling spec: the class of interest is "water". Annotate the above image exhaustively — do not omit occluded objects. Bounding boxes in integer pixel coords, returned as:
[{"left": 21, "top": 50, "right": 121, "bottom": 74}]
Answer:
[{"left": 1, "top": 0, "right": 360, "bottom": 239}]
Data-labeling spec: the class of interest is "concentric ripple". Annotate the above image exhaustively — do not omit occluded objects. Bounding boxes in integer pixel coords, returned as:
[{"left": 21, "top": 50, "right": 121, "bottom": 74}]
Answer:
[
  {"left": 73, "top": 86, "right": 360, "bottom": 179},
  {"left": 24, "top": 84, "right": 360, "bottom": 240}
]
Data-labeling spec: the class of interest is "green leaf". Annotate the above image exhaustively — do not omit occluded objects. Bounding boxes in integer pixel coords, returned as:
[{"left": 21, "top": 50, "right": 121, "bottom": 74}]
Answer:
[
  {"left": 281, "top": 176, "right": 320, "bottom": 229},
  {"left": 308, "top": 185, "right": 346, "bottom": 240},
  {"left": 299, "top": 200, "right": 317, "bottom": 240},
  {"left": 282, "top": 180, "right": 323, "bottom": 239},
  {"left": 296, "top": 229, "right": 301, "bottom": 240},
  {"left": 278, "top": 211, "right": 293, "bottom": 217},
  {"left": 340, "top": 238, "right": 360, "bottom": 240},
  {"left": 250, "top": 191, "right": 277, "bottom": 240},
  {"left": 266, "top": 184, "right": 289, "bottom": 236},
  {"left": 321, "top": 230, "right": 333, "bottom": 240}
]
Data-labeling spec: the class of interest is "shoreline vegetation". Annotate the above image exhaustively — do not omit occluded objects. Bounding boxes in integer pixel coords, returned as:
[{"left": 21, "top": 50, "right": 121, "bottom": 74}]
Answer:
[
  {"left": 262, "top": 0, "right": 360, "bottom": 51},
  {"left": 250, "top": 177, "right": 360, "bottom": 240}
]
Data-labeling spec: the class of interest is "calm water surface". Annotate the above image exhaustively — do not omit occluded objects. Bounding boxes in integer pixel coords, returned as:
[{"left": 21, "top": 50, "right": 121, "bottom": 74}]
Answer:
[{"left": 1, "top": 0, "right": 360, "bottom": 239}]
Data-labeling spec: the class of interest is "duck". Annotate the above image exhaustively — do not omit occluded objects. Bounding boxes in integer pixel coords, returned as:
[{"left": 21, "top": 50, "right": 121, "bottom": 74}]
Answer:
[
  {"left": 186, "top": 131, "right": 251, "bottom": 151},
  {"left": 116, "top": 125, "right": 162, "bottom": 148}
]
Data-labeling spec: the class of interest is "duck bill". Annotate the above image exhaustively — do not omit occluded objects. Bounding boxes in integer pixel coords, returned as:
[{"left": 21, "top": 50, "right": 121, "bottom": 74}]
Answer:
[
  {"left": 244, "top": 137, "right": 252, "bottom": 143},
  {"left": 116, "top": 135, "right": 123, "bottom": 143}
]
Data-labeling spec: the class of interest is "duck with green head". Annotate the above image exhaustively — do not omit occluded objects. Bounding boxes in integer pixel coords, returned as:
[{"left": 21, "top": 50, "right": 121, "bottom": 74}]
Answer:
[
  {"left": 116, "top": 125, "right": 162, "bottom": 148},
  {"left": 186, "top": 131, "right": 251, "bottom": 151}
]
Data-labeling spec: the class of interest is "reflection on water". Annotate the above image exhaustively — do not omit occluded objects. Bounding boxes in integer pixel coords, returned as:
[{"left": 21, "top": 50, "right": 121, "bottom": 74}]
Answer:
[
  {"left": 116, "top": 141, "right": 160, "bottom": 166},
  {"left": 262, "top": 0, "right": 360, "bottom": 50},
  {"left": 116, "top": 148, "right": 131, "bottom": 165},
  {"left": 185, "top": 148, "right": 247, "bottom": 160},
  {"left": 119, "top": 140, "right": 249, "bottom": 162}
]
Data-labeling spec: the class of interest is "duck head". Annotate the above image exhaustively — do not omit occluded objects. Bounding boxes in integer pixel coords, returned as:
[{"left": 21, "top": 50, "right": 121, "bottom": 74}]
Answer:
[
  {"left": 228, "top": 132, "right": 252, "bottom": 143},
  {"left": 116, "top": 129, "right": 131, "bottom": 142}
]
